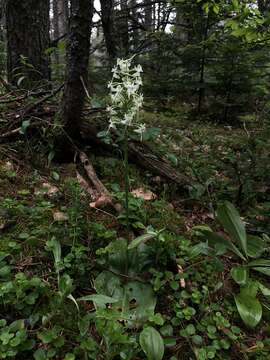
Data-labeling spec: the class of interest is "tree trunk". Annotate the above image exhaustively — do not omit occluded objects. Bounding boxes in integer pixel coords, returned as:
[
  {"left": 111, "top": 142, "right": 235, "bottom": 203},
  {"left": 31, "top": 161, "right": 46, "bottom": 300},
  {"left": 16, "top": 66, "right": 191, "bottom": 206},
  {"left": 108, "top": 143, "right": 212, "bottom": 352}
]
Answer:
[
  {"left": 59, "top": 0, "right": 93, "bottom": 148},
  {"left": 6, "top": 0, "right": 50, "bottom": 86},
  {"left": 197, "top": 13, "right": 209, "bottom": 114},
  {"left": 58, "top": 0, "right": 69, "bottom": 37},
  {"left": 119, "top": 0, "right": 129, "bottom": 56},
  {"left": 52, "top": 0, "right": 60, "bottom": 65},
  {"left": 144, "top": 0, "right": 153, "bottom": 31},
  {"left": 130, "top": 0, "right": 140, "bottom": 50},
  {"left": 100, "top": 0, "right": 117, "bottom": 64}
]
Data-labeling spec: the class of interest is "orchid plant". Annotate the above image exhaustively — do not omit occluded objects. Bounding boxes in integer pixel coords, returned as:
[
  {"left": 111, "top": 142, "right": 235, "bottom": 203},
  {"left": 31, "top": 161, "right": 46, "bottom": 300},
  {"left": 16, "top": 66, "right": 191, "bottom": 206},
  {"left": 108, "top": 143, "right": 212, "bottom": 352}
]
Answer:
[{"left": 107, "top": 57, "right": 145, "bottom": 229}]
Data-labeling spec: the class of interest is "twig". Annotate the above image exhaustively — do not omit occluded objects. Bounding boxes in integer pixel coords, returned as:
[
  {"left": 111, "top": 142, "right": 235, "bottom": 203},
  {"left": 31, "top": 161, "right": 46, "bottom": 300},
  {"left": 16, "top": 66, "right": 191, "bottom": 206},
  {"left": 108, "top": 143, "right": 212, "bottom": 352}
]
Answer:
[{"left": 21, "top": 83, "right": 64, "bottom": 118}]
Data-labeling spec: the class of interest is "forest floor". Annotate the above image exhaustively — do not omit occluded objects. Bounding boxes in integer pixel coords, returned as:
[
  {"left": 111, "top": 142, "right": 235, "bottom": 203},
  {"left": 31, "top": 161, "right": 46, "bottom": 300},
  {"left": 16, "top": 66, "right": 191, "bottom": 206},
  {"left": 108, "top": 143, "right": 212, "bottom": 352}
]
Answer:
[{"left": 0, "top": 103, "right": 270, "bottom": 359}]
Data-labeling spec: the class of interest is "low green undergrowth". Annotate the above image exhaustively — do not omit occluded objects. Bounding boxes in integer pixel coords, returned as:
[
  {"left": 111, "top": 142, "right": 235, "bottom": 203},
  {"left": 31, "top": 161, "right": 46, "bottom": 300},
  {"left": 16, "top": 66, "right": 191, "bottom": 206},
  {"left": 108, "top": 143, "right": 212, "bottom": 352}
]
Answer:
[{"left": 0, "top": 164, "right": 269, "bottom": 359}]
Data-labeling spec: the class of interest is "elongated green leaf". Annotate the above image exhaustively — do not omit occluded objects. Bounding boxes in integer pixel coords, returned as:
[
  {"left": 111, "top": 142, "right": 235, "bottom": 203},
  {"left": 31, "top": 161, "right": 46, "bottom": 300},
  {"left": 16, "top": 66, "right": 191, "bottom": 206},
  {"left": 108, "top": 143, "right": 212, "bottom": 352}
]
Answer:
[
  {"left": 235, "top": 293, "right": 262, "bottom": 328},
  {"left": 217, "top": 201, "right": 247, "bottom": 257},
  {"left": 247, "top": 259, "right": 270, "bottom": 267},
  {"left": 252, "top": 267, "right": 270, "bottom": 277},
  {"left": 247, "top": 235, "right": 265, "bottom": 258},
  {"left": 258, "top": 283, "right": 270, "bottom": 297},
  {"left": 67, "top": 294, "right": 79, "bottom": 311},
  {"left": 78, "top": 294, "right": 119, "bottom": 308},
  {"left": 139, "top": 327, "right": 164, "bottom": 360},
  {"left": 128, "top": 233, "right": 155, "bottom": 250},
  {"left": 231, "top": 266, "right": 248, "bottom": 285},
  {"left": 200, "top": 229, "right": 246, "bottom": 260}
]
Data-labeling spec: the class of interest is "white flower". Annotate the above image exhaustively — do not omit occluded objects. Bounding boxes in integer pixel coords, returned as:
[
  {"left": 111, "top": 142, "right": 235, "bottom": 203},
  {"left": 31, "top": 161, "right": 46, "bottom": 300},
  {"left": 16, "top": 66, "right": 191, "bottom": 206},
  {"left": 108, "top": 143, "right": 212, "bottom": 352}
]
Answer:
[
  {"left": 108, "top": 119, "right": 116, "bottom": 130},
  {"left": 117, "top": 58, "right": 130, "bottom": 72},
  {"left": 135, "top": 64, "right": 143, "bottom": 73},
  {"left": 122, "top": 113, "right": 133, "bottom": 125},
  {"left": 125, "top": 81, "right": 139, "bottom": 98},
  {"left": 107, "top": 57, "right": 145, "bottom": 135},
  {"left": 111, "top": 66, "right": 119, "bottom": 79},
  {"left": 134, "top": 123, "right": 146, "bottom": 140},
  {"left": 134, "top": 94, "right": 143, "bottom": 109}
]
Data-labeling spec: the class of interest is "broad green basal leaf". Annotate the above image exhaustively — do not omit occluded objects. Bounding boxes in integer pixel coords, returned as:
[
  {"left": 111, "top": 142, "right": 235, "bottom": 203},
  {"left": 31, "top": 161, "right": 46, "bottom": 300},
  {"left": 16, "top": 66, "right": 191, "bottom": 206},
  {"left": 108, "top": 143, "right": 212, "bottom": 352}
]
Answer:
[
  {"left": 122, "top": 281, "right": 157, "bottom": 326},
  {"left": 247, "top": 235, "right": 266, "bottom": 258},
  {"left": 217, "top": 201, "right": 247, "bottom": 257},
  {"left": 94, "top": 271, "right": 156, "bottom": 327},
  {"left": 231, "top": 266, "right": 248, "bottom": 285},
  {"left": 139, "top": 326, "right": 164, "bottom": 360},
  {"left": 199, "top": 229, "right": 246, "bottom": 260},
  {"left": 235, "top": 293, "right": 262, "bottom": 328},
  {"left": 78, "top": 294, "right": 119, "bottom": 309},
  {"left": 128, "top": 233, "right": 155, "bottom": 250}
]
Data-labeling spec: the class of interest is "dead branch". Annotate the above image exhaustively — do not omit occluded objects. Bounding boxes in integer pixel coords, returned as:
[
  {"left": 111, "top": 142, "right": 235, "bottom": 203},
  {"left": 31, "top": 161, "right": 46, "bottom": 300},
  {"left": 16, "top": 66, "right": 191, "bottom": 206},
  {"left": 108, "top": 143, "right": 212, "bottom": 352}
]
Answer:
[
  {"left": 79, "top": 151, "right": 121, "bottom": 211},
  {"left": 21, "top": 83, "right": 64, "bottom": 118}
]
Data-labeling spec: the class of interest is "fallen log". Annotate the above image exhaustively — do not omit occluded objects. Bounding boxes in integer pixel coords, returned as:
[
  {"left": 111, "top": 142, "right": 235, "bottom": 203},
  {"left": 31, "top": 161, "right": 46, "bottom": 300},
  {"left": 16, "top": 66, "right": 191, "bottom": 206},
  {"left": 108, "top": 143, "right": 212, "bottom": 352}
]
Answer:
[
  {"left": 0, "top": 95, "right": 189, "bottom": 189},
  {"left": 80, "top": 119, "right": 189, "bottom": 189}
]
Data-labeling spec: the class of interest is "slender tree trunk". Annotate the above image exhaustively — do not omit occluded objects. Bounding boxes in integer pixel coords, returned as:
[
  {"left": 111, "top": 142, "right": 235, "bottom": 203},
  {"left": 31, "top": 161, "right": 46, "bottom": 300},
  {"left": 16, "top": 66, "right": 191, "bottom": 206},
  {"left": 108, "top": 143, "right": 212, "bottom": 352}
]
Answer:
[
  {"left": 175, "top": 6, "right": 188, "bottom": 43},
  {"left": 120, "top": 0, "right": 129, "bottom": 56},
  {"left": 130, "top": 0, "right": 139, "bottom": 50},
  {"left": 223, "top": 59, "right": 234, "bottom": 123},
  {"left": 53, "top": 0, "right": 60, "bottom": 65},
  {"left": 59, "top": 0, "right": 93, "bottom": 146},
  {"left": 144, "top": 0, "right": 153, "bottom": 31},
  {"left": 6, "top": 0, "right": 50, "bottom": 86},
  {"left": 58, "top": 0, "right": 69, "bottom": 37},
  {"left": 197, "top": 14, "right": 209, "bottom": 114},
  {"left": 100, "top": 0, "right": 117, "bottom": 64}
]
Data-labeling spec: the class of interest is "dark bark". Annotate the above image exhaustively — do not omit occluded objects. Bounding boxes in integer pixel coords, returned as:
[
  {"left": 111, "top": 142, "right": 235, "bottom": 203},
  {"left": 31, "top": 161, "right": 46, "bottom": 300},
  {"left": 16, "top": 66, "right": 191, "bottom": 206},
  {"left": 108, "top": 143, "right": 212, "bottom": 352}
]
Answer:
[
  {"left": 119, "top": 0, "right": 129, "bottom": 56},
  {"left": 52, "top": 0, "right": 60, "bottom": 65},
  {"left": 53, "top": 0, "right": 60, "bottom": 41},
  {"left": 197, "top": 14, "right": 209, "bottom": 114},
  {"left": 130, "top": 0, "right": 140, "bottom": 49},
  {"left": 58, "top": 0, "right": 69, "bottom": 37},
  {"left": 59, "top": 0, "right": 93, "bottom": 146},
  {"left": 100, "top": 0, "right": 117, "bottom": 63},
  {"left": 144, "top": 0, "right": 153, "bottom": 31},
  {"left": 6, "top": 0, "right": 50, "bottom": 86}
]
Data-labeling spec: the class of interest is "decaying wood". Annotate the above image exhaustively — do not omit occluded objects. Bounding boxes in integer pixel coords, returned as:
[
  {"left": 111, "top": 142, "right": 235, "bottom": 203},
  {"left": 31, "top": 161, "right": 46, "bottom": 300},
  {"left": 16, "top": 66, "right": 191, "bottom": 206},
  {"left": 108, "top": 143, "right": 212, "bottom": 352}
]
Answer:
[
  {"left": 76, "top": 170, "right": 97, "bottom": 199},
  {"left": 129, "top": 142, "right": 189, "bottom": 186},
  {"left": 0, "top": 92, "right": 189, "bottom": 190},
  {"left": 79, "top": 151, "right": 120, "bottom": 210},
  {"left": 80, "top": 120, "right": 189, "bottom": 189}
]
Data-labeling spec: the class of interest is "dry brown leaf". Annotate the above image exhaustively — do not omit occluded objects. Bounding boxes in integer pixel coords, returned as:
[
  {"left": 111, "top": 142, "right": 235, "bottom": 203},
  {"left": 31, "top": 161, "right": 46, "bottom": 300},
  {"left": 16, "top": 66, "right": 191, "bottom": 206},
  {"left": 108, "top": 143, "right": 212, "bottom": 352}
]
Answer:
[
  {"left": 53, "top": 211, "right": 68, "bottom": 222},
  {"left": 35, "top": 182, "right": 59, "bottom": 196},
  {"left": 132, "top": 187, "right": 157, "bottom": 201},
  {"left": 177, "top": 264, "right": 186, "bottom": 288}
]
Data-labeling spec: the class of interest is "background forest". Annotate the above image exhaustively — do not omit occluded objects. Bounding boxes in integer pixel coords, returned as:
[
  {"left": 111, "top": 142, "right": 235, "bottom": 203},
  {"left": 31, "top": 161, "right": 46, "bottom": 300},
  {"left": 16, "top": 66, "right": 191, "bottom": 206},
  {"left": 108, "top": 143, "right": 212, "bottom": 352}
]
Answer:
[{"left": 0, "top": 0, "right": 270, "bottom": 359}]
